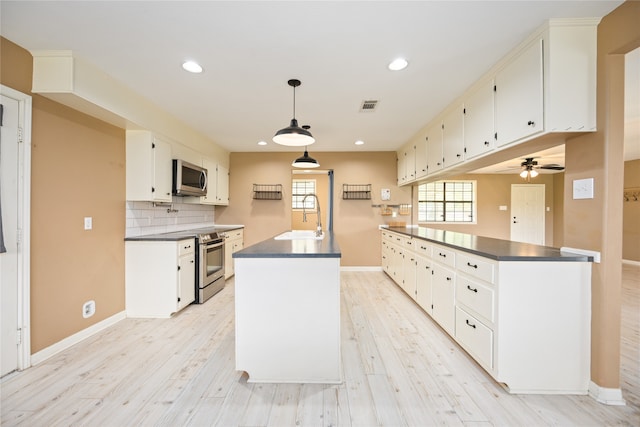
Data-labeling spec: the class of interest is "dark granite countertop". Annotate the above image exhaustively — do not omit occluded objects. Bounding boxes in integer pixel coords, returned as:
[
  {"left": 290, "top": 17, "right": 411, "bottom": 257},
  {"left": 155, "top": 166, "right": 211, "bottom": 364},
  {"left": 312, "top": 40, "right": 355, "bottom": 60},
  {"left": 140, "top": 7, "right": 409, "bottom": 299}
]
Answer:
[
  {"left": 384, "top": 226, "right": 592, "bottom": 262},
  {"left": 124, "top": 225, "right": 244, "bottom": 242},
  {"left": 233, "top": 231, "right": 341, "bottom": 259}
]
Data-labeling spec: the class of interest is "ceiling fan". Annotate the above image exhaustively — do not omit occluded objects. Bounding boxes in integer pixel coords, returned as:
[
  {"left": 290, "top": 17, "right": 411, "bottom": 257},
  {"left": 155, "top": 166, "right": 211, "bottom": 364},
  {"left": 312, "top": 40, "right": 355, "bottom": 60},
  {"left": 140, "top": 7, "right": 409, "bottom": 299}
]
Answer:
[{"left": 518, "top": 157, "right": 565, "bottom": 181}]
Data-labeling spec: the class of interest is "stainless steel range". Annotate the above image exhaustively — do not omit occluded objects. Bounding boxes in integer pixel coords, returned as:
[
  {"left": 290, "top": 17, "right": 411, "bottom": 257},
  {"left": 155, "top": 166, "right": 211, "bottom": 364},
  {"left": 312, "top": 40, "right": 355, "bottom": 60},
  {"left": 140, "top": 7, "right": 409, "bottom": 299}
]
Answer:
[{"left": 195, "top": 231, "right": 225, "bottom": 303}]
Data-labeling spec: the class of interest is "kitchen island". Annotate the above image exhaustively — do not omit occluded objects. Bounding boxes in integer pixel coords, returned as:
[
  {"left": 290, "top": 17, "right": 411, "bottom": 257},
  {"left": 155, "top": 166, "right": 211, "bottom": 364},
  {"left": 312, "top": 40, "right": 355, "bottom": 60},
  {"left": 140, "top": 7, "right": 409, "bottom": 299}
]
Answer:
[{"left": 233, "top": 231, "right": 341, "bottom": 383}]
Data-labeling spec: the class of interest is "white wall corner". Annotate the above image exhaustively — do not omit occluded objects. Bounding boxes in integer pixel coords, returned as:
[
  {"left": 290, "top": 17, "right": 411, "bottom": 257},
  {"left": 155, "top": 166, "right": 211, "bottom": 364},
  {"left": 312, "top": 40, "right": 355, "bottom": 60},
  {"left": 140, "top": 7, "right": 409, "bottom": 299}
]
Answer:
[
  {"left": 588, "top": 381, "right": 626, "bottom": 406},
  {"left": 30, "top": 311, "right": 126, "bottom": 366}
]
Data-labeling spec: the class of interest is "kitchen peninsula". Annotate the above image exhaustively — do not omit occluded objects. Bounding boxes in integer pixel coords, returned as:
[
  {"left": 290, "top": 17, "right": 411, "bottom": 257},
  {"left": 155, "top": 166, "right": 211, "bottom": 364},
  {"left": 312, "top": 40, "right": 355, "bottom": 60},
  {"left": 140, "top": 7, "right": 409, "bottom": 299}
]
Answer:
[
  {"left": 233, "top": 231, "right": 341, "bottom": 383},
  {"left": 382, "top": 226, "right": 593, "bottom": 394}
]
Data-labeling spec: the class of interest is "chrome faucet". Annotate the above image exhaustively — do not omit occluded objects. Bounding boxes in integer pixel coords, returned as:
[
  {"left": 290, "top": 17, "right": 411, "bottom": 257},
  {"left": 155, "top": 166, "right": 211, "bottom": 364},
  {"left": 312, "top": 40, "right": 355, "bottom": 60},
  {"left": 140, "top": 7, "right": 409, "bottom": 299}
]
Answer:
[{"left": 302, "top": 193, "right": 323, "bottom": 237}]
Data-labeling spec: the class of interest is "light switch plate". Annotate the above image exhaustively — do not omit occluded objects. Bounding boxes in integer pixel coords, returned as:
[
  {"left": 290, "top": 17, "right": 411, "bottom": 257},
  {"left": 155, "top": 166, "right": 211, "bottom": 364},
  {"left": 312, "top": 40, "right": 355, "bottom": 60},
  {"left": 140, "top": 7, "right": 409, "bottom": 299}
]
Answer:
[
  {"left": 84, "top": 217, "right": 92, "bottom": 230},
  {"left": 573, "top": 178, "right": 594, "bottom": 199}
]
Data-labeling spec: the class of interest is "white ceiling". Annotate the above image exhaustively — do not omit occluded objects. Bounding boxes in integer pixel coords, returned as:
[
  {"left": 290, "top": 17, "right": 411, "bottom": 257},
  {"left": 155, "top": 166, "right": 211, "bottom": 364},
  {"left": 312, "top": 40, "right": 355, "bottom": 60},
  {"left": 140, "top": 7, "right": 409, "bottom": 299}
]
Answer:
[{"left": 1, "top": 0, "right": 632, "bottom": 168}]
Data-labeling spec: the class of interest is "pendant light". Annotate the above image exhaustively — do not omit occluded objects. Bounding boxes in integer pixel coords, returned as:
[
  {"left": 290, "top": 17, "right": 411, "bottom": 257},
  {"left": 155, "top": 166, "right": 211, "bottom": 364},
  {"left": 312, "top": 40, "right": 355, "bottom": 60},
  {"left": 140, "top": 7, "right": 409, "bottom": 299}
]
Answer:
[
  {"left": 273, "top": 79, "right": 315, "bottom": 146},
  {"left": 292, "top": 147, "right": 320, "bottom": 168}
]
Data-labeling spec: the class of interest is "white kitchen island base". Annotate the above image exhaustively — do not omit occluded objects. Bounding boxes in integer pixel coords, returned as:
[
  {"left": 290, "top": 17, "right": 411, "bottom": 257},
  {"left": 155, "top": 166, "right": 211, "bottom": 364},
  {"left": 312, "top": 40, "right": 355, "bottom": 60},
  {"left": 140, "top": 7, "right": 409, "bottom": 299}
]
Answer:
[{"left": 234, "top": 256, "right": 341, "bottom": 383}]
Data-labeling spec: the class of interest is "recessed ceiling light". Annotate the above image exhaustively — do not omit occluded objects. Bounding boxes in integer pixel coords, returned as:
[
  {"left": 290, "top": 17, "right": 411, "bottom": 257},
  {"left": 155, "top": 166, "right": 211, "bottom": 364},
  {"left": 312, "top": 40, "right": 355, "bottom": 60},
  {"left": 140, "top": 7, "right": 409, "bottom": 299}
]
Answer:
[
  {"left": 182, "top": 61, "right": 203, "bottom": 73},
  {"left": 257, "top": 140, "right": 267, "bottom": 146},
  {"left": 388, "top": 58, "right": 408, "bottom": 71},
  {"left": 355, "top": 140, "right": 364, "bottom": 146}
]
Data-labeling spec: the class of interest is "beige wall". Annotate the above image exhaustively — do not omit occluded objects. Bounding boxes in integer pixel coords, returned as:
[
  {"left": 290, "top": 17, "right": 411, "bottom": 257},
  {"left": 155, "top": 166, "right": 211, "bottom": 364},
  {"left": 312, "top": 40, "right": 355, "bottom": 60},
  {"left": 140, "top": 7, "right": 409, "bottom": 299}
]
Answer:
[
  {"left": 215, "top": 151, "right": 411, "bottom": 266},
  {"left": 563, "top": 0, "right": 640, "bottom": 389},
  {"left": 413, "top": 173, "right": 561, "bottom": 246},
  {"left": 1, "top": 37, "right": 126, "bottom": 353},
  {"left": 624, "top": 159, "right": 640, "bottom": 261}
]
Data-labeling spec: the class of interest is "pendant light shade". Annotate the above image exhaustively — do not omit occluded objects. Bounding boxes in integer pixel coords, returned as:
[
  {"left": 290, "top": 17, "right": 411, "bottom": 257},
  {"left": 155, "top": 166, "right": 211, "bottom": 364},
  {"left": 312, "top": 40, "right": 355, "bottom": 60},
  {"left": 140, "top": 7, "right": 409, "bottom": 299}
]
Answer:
[
  {"left": 273, "top": 79, "right": 315, "bottom": 147},
  {"left": 292, "top": 148, "right": 320, "bottom": 168}
]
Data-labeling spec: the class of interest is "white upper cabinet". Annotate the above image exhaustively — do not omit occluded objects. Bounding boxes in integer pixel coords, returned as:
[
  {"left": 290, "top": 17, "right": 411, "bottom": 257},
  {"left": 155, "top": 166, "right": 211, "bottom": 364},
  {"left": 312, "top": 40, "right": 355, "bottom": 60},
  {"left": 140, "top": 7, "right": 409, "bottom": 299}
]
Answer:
[
  {"left": 396, "top": 142, "right": 415, "bottom": 185},
  {"left": 215, "top": 164, "right": 230, "bottom": 205},
  {"left": 442, "top": 105, "right": 465, "bottom": 168},
  {"left": 126, "top": 130, "right": 172, "bottom": 202},
  {"left": 426, "top": 124, "right": 444, "bottom": 175},
  {"left": 495, "top": 38, "right": 544, "bottom": 147},
  {"left": 415, "top": 131, "right": 428, "bottom": 180},
  {"left": 396, "top": 19, "right": 597, "bottom": 186},
  {"left": 463, "top": 80, "right": 495, "bottom": 159}
]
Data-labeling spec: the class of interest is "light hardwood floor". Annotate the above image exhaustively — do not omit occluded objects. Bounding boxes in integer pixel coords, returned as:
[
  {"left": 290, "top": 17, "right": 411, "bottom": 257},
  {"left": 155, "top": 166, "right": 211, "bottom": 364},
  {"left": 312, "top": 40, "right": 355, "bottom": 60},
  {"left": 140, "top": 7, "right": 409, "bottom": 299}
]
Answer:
[{"left": 1, "top": 269, "right": 639, "bottom": 426}]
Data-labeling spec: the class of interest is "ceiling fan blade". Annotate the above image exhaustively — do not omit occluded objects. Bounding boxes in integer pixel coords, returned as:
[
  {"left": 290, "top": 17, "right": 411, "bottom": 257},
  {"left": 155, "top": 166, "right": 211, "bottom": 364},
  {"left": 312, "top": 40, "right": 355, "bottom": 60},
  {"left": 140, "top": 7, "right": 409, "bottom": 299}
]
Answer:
[{"left": 539, "top": 164, "right": 565, "bottom": 170}]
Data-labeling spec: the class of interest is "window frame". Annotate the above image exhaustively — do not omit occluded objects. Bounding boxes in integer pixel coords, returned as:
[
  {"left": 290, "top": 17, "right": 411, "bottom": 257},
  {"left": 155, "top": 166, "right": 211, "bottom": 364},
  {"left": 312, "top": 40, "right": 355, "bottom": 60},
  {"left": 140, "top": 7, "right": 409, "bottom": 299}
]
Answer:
[
  {"left": 418, "top": 180, "right": 477, "bottom": 224},
  {"left": 292, "top": 179, "right": 316, "bottom": 210}
]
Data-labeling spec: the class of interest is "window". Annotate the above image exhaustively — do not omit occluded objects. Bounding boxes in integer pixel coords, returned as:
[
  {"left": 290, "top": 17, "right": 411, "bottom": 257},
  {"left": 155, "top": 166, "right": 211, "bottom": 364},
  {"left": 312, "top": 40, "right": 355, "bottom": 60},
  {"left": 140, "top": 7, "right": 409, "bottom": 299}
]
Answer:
[
  {"left": 292, "top": 179, "right": 316, "bottom": 209},
  {"left": 418, "top": 180, "right": 476, "bottom": 223}
]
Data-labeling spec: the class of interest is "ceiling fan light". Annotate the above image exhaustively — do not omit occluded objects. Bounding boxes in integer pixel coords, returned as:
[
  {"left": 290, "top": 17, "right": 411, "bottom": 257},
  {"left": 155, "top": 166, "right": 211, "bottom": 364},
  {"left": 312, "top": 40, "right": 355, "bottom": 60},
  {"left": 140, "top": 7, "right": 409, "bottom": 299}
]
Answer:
[
  {"left": 292, "top": 149, "right": 320, "bottom": 168},
  {"left": 273, "top": 118, "right": 315, "bottom": 146},
  {"left": 520, "top": 170, "right": 529, "bottom": 178},
  {"left": 530, "top": 169, "right": 539, "bottom": 178}
]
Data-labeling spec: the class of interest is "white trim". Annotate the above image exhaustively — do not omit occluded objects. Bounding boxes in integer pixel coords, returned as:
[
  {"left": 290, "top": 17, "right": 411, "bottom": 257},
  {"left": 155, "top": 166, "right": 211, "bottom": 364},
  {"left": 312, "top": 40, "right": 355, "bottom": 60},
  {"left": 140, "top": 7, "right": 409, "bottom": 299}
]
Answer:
[
  {"left": 340, "top": 266, "right": 383, "bottom": 272},
  {"left": 31, "top": 311, "right": 126, "bottom": 366},
  {"left": 588, "top": 381, "right": 626, "bottom": 406},
  {"left": 622, "top": 259, "right": 640, "bottom": 267},
  {"left": 0, "top": 85, "right": 32, "bottom": 371},
  {"left": 561, "top": 247, "right": 601, "bottom": 263}
]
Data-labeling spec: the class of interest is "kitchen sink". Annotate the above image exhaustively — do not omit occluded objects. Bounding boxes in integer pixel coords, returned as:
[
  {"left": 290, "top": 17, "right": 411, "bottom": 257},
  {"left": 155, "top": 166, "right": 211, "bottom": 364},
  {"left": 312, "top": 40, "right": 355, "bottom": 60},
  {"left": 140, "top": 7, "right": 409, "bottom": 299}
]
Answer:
[{"left": 274, "top": 230, "right": 325, "bottom": 240}]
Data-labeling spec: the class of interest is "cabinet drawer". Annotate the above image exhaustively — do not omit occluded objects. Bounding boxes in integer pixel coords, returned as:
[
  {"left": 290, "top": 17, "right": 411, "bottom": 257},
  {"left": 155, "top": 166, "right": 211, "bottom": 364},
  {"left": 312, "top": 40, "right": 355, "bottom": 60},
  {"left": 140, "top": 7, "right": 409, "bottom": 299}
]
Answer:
[
  {"left": 456, "top": 276, "right": 494, "bottom": 323},
  {"left": 455, "top": 307, "right": 493, "bottom": 369},
  {"left": 456, "top": 253, "right": 495, "bottom": 283},
  {"left": 414, "top": 240, "right": 432, "bottom": 258},
  {"left": 402, "top": 236, "right": 414, "bottom": 250},
  {"left": 178, "top": 239, "right": 195, "bottom": 256},
  {"left": 229, "top": 229, "right": 244, "bottom": 240},
  {"left": 433, "top": 245, "right": 456, "bottom": 267}
]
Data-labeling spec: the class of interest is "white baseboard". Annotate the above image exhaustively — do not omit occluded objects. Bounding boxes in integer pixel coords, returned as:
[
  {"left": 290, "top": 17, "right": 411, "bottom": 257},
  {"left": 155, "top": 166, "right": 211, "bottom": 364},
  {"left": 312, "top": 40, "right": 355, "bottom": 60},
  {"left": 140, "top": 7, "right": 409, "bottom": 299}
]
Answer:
[
  {"left": 30, "top": 311, "right": 126, "bottom": 366},
  {"left": 622, "top": 259, "right": 640, "bottom": 267},
  {"left": 588, "top": 381, "right": 626, "bottom": 405},
  {"left": 340, "top": 266, "right": 383, "bottom": 272}
]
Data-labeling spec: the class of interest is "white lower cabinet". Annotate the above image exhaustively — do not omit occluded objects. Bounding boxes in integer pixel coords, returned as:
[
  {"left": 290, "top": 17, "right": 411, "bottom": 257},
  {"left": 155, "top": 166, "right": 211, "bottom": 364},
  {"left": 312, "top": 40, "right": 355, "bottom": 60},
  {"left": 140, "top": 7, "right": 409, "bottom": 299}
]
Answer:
[
  {"left": 381, "top": 229, "right": 591, "bottom": 394},
  {"left": 224, "top": 228, "right": 244, "bottom": 279},
  {"left": 431, "top": 262, "right": 456, "bottom": 335},
  {"left": 125, "top": 238, "right": 196, "bottom": 318}
]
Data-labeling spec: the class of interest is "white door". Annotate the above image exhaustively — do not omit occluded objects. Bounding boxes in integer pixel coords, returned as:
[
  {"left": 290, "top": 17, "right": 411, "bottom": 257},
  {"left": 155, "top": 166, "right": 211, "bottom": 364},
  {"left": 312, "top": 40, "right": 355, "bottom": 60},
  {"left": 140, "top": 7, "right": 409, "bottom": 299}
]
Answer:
[
  {"left": 1, "top": 86, "right": 31, "bottom": 377},
  {"left": 511, "top": 184, "right": 545, "bottom": 245}
]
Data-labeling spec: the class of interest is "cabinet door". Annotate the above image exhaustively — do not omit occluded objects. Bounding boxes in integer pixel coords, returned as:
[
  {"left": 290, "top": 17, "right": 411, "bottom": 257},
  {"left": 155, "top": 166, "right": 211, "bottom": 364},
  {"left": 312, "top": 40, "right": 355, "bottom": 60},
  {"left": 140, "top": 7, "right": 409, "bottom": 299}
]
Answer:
[
  {"left": 414, "top": 132, "right": 428, "bottom": 179},
  {"left": 464, "top": 81, "right": 495, "bottom": 159},
  {"left": 396, "top": 149, "right": 406, "bottom": 185},
  {"left": 403, "top": 252, "right": 417, "bottom": 299},
  {"left": 495, "top": 39, "right": 544, "bottom": 146},
  {"left": 199, "top": 157, "right": 218, "bottom": 205},
  {"left": 442, "top": 106, "right": 465, "bottom": 168},
  {"left": 152, "top": 137, "right": 172, "bottom": 202},
  {"left": 415, "top": 256, "right": 432, "bottom": 313},
  {"left": 431, "top": 264, "right": 456, "bottom": 335},
  {"left": 177, "top": 252, "right": 195, "bottom": 311},
  {"left": 426, "top": 126, "right": 443, "bottom": 174},
  {"left": 216, "top": 165, "right": 229, "bottom": 205}
]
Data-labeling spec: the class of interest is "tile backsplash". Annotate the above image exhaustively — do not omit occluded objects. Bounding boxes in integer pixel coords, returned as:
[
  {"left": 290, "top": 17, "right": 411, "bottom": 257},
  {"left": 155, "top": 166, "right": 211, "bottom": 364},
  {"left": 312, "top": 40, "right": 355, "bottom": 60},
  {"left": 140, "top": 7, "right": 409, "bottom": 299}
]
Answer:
[{"left": 126, "top": 200, "right": 215, "bottom": 237}]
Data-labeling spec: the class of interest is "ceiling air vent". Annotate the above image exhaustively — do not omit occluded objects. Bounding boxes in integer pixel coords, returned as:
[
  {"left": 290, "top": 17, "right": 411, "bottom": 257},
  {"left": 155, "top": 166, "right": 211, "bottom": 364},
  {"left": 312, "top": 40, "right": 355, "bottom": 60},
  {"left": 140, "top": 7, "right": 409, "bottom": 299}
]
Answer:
[{"left": 359, "top": 100, "right": 379, "bottom": 112}]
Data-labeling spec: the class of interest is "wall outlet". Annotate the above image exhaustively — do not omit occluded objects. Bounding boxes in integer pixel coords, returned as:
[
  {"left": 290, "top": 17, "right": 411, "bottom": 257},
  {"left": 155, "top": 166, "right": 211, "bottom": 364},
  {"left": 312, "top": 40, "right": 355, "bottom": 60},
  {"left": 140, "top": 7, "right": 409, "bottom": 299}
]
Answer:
[
  {"left": 83, "top": 300, "right": 95, "bottom": 318},
  {"left": 84, "top": 217, "right": 92, "bottom": 230},
  {"left": 381, "top": 188, "right": 391, "bottom": 201}
]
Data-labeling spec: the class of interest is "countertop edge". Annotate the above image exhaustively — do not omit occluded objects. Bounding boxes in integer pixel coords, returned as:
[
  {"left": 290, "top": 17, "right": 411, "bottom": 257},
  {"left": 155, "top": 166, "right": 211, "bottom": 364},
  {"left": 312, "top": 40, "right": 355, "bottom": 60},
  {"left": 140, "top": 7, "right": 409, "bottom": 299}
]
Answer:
[
  {"left": 124, "top": 225, "right": 244, "bottom": 242},
  {"left": 233, "top": 231, "right": 341, "bottom": 259},
  {"left": 384, "top": 226, "right": 593, "bottom": 262}
]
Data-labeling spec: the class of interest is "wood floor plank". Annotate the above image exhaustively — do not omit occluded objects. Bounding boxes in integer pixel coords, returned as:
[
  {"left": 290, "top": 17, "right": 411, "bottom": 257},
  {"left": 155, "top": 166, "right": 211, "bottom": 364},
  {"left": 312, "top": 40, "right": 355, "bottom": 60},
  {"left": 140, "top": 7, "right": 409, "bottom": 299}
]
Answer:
[{"left": 1, "top": 270, "right": 638, "bottom": 426}]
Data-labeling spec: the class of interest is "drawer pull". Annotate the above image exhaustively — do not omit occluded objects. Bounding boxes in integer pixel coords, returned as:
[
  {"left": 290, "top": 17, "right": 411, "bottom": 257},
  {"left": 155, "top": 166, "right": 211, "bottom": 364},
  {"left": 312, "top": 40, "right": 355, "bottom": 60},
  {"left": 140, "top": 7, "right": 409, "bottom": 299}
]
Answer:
[
  {"left": 466, "top": 262, "right": 478, "bottom": 269},
  {"left": 439, "top": 252, "right": 447, "bottom": 258},
  {"left": 446, "top": 277, "right": 452, "bottom": 281},
  {"left": 465, "top": 319, "right": 477, "bottom": 329},
  {"left": 467, "top": 285, "right": 478, "bottom": 293}
]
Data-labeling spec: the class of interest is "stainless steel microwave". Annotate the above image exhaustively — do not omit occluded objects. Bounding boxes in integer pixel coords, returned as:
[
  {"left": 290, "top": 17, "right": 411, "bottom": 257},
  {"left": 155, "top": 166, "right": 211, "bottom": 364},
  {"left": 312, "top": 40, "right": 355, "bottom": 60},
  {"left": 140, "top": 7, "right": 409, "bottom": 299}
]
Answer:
[{"left": 172, "top": 159, "right": 207, "bottom": 196}]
